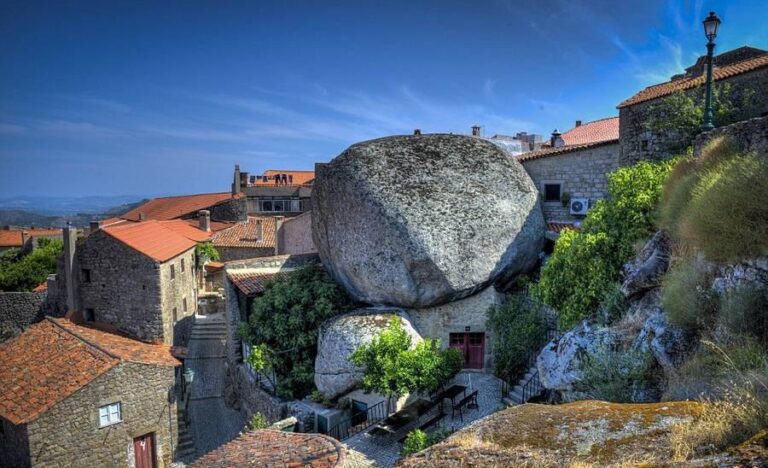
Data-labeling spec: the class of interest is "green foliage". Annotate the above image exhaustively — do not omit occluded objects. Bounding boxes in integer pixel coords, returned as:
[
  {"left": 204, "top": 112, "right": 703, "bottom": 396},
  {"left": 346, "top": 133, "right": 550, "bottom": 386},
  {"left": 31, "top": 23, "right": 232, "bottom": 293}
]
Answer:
[
  {"left": 402, "top": 429, "right": 428, "bottom": 455},
  {"left": 644, "top": 84, "right": 757, "bottom": 153},
  {"left": 195, "top": 241, "right": 220, "bottom": 262},
  {"left": 662, "top": 256, "right": 718, "bottom": 331},
  {"left": 531, "top": 158, "right": 674, "bottom": 330},
  {"left": 239, "top": 265, "right": 354, "bottom": 399},
  {"left": 0, "top": 239, "right": 63, "bottom": 292},
  {"left": 580, "top": 345, "right": 658, "bottom": 402},
  {"left": 486, "top": 294, "right": 547, "bottom": 382},
  {"left": 718, "top": 285, "right": 768, "bottom": 347},
  {"left": 247, "top": 412, "right": 268, "bottom": 431},
  {"left": 596, "top": 282, "right": 628, "bottom": 326},
  {"left": 350, "top": 317, "right": 462, "bottom": 401}
]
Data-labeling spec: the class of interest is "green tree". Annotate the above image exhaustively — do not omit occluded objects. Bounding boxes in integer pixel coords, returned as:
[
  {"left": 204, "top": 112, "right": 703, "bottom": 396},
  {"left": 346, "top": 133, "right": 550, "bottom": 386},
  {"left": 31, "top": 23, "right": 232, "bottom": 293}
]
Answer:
[
  {"left": 487, "top": 294, "right": 548, "bottom": 382},
  {"left": 350, "top": 317, "right": 463, "bottom": 411},
  {"left": 238, "top": 265, "right": 354, "bottom": 399},
  {"left": 195, "top": 241, "right": 220, "bottom": 264},
  {"left": 0, "top": 238, "right": 63, "bottom": 292}
]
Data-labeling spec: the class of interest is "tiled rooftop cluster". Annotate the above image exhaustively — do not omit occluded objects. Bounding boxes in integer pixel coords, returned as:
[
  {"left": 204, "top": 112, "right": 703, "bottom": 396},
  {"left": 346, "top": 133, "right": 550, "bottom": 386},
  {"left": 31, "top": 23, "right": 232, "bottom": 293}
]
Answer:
[{"left": 518, "top": 117, "right": 619, "bottom": 162}]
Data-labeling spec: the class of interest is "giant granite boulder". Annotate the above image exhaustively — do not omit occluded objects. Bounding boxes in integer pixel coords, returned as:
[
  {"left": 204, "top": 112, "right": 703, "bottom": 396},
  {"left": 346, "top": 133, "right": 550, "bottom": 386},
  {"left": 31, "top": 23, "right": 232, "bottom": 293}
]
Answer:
[
  {"left": 312, "top": 134, "right": 545, "bottom": 308},
  {"left": 314, "top": 309, "right": 422, "bottom": 399}
]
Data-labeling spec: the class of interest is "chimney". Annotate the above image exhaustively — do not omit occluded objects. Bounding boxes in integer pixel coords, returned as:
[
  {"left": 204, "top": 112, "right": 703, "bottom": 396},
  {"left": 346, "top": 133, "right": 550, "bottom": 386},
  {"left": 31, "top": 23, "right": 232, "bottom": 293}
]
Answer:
[
  {"left": 63, "top": 224, "right": 79, "bottom": 313},
  {"left": 413, "top": 129, "right": 421, "bottom": 135},
  {"left": 198, "top": 210, "right": 211, "bottom": 232},
  {"left": 233, "top": 164, "right": 242, "bottom": 195},
  {"left": 575, "top": 120, "right": 582, "bottom": 127},
  {"left": 273, "top": 216, "right": 284, "bottom": 256},
  {"left": 255, "top": 219, "right": 263, "bottom": 241},
  {"left": 139, "top": 212, "right": 146, "bottom": 221},
  {"left": 471, "top": 125, "right": 481, "bottom": 137},
  {"left": 89, "top": 221, "right": 102, "bottom": 233},
  {"left": 21, "top": 230, "right": 30, "bottom": 246},
  {"left": 550, "top": 129, "right": 564, "bottom": 148}
]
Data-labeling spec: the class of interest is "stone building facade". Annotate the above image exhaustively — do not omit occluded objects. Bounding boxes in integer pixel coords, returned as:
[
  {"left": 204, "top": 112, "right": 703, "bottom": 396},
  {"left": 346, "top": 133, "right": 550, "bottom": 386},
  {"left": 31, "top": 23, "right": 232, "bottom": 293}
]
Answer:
[
  {"left": 278, "top": 210, "right": 317, "bottom": 255},
  {"left": 0, "top": 318, "right": 180, "bottom": 468},
  {"left": 618, "top": 47, "right": 768, "bottom": 166},
  {"left": 0, "top": 291, "right": 47, "bottom": 343}
]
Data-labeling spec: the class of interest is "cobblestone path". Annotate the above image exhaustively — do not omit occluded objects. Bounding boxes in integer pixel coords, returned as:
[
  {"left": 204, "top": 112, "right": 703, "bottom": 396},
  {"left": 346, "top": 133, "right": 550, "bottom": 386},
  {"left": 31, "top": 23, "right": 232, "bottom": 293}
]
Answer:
[
  {"left": 344, "top": 371, "right": 505, "bottom": 467},
  {"left": 186, "top": 314, "right": 246, "bottom": 460}
]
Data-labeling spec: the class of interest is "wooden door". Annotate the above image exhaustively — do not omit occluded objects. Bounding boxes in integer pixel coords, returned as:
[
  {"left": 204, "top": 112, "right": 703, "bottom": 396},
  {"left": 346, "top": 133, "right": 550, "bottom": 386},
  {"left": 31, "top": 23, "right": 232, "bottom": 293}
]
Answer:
[
  {"left": 134, "top": 433, "right": 156, "bottom": 468},
  {"left": 467, "top": 333, "right": 485, "bottom": 369}
]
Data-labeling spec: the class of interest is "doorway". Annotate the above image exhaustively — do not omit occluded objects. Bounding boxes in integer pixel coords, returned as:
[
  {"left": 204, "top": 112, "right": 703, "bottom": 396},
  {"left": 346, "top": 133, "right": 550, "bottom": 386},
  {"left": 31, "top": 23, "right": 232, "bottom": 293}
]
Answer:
[
  {"left": 449, "top": 332, "right": 485, "bottom": 369},
  {"left": 133, "top": 432, "right": 156, "bottom": 468}
]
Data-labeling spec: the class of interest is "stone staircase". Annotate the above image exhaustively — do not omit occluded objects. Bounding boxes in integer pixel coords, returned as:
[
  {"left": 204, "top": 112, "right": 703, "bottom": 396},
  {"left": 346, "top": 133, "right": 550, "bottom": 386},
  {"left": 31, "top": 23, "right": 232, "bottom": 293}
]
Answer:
[
  {"left": 189, "top": 315, "right": 227, "bottom": 342},
  {"left": 176, "top": 407, "right": 195, "bottom": 462},
  {"left": 502, "top": 365, "right": 542, "bottom": 405}
]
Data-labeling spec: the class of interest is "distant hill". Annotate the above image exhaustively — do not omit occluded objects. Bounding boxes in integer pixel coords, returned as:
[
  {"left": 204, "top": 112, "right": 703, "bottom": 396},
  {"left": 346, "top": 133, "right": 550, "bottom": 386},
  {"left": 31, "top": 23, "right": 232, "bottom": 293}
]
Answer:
[{"left": 0, "top": 197, "right": 146, "bottom": 228}]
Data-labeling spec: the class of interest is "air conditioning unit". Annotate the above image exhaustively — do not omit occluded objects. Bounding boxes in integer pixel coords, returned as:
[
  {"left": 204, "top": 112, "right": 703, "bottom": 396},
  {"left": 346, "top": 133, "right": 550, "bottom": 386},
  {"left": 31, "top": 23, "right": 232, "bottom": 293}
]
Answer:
[{"left": 569, "top": 198, "right": 589, "bottom": 216}]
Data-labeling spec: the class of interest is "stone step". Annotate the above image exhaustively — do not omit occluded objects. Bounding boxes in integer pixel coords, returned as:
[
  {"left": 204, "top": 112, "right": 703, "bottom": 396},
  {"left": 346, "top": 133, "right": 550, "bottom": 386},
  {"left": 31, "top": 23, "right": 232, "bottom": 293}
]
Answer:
[
  {"left": 502, "top": 397, "right": 517, "bottom": 406},
  {"left": 508, "top": 391, "right": 523, "bottom": 403},
  {"left": 512, "top": 385, "right": 524, "bottom": 393},
  {"left": 190, "top": 332, "right": 226, "bottom": 338}
]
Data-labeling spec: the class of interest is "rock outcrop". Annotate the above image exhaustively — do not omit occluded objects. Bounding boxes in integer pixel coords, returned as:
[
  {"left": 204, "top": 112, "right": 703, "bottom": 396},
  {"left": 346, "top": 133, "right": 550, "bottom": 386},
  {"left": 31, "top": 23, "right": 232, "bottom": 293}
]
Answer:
[
  {"left": 312, "top": 134, "right": 545, "bottom": 308},
  {"left": 621, "top": 230, "right": 671, "bottom": 298},
  {"left": 314, "top": 309, "right": 422, "bottom": 399}
]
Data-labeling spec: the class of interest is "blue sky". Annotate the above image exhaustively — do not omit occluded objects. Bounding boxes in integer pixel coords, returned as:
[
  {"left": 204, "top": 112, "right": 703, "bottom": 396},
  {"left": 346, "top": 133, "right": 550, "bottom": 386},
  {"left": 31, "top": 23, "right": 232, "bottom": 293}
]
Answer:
[{"left": 1, "top": 0, "right": 767, "bottom": 198}]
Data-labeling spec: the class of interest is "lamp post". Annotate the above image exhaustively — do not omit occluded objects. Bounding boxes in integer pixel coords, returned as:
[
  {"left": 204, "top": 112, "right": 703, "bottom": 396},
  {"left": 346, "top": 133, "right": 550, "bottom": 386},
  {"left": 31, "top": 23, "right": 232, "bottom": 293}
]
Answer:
[{"left": 701, "top": 11, "right": 721, "bottom": 131}]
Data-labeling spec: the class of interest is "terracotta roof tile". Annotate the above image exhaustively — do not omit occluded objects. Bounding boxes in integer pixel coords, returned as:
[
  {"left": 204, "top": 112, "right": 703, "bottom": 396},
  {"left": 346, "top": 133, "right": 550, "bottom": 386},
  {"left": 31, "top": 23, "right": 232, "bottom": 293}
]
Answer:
[
  {"left": 103, "top": 220, "right": 197, "bottom": 262},
  {"left": 212, "top": 217, "right": 276, "bottom": 249},
  {"left": 619, "top": 53, "right": 768, "bottom": 108},
  {"left": 159, "top": 219, "right": 215, "bottom": 242},
  {"left": 32, "top": 281, "right": 48, "bottom": 292},
  {"left": 250, "top": 170, "right": 315, "bottom": 187},
  {"left": 191, "top": 430, "right": 344, "bottom": 468},
  {"left": 0, "top": 228, "right": 62, "bottom": 247},
  {"left": 120, "top": 192, "right": 238, "bottom": 221},
  {"left": 547, "top": 221, "right": 579, "bottom": 233},
  {"left": 0, "top": 318, "right": 178, "bottom": 425},
  {"left": 227, "top": 271, "right": 286, "bottom": 296},
  {"left": 560, "top": 117, "right": 619, "bottom": 146}
]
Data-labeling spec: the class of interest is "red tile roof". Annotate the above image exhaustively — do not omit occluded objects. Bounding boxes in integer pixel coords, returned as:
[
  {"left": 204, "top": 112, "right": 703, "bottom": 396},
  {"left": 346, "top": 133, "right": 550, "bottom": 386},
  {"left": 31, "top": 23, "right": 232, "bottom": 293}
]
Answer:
[
  {"left": 120, "top": 192, "right": 239, "bottom": 221},
  {"left": 547, "top": 221, "right": 579, "bottom": 233},
  {"left": 212, "top": 217, "right": 276, "bottom": 249},
  {"left": 0, "top": 318, "right": 179, "bottom": 425},
  {"left": 227, "top": 271, "right": 285, "bottom": 296},
  {"left": 250, "top": 170, "right": 315, "bottom": 187},
  {"left": 32, "top": 281, "right": 48, "bottom": 292},
  {"left": 191, "top": 430, "right": 345, "bottom": 468},
  {"left": 618, "top": 53, "right": 768, "bottom": 108},
  {"left": 0, "top": 228, "right": 62, "bottom": 247},
  {"left": 159, "top": 219, "right": 215, "bottom": 242},
  {"left": 103, "top": 220, "right": 197, "bottom": 262},
  {"left": 560, "top": 117, "right": 619, "bottom": 146}
]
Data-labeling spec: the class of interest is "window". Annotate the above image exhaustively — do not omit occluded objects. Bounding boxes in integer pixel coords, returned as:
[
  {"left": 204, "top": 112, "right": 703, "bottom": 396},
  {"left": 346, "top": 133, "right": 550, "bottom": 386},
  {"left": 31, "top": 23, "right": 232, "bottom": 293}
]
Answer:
[
  {"left": 81, "top": 269, "right": 92, "bottom": 283},
  {"left": 181, "top": 258, "right": 185, "bottom": 273},
  {"left": 273, "top": 200, "right": 285, "bottom": 212},
  {"left": 640, "top": 139, "right": 649, "bottom": 151},
  {"left": 99, "top": 402, "right": 122, "bottom": 427},
  {"left": 84, "top": 308, "right": 95, "bottom": 322},
  {"left": 183, "top": 297, "right": 187, "bottom": 312},
  {"left": 543, "top": 183, "right": 562, "bottom": 202},
  {"left": 173, "top": 307, "right": 178, "bottom": 323},
  {"left": 261, "top": 200, "right": 273, "bottom": 211},
  {"left": 170, "top": 264, "right": 176, "bottom": 280}
]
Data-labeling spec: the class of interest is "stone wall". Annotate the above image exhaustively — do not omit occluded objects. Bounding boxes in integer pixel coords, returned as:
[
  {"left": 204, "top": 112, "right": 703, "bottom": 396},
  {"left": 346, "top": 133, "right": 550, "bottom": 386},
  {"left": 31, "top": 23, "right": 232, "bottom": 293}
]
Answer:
[
  {"left": 278, "top": 211, "right": 317, "bottom": 255},
  {"left": 693, "top": 115, "right": 768, "bottom": 157},
  {"left": 520, "top": 143, "right": 619, "bottom": 222},
  {"left": 23, "top": 362, "right": 177, "bottom": 468},
  {"left": 0, "top": 417, "right": 29, "bottom": 467},
  {"left": 216, "top": 246, "right": 275, "bottom": 262},
  {"left": 0, "top": 291, "right": 46, "bottom": 343},
  {"left": 207, "top": 197, "right": 247, "bottom": 222},
  {"left": 408, "top": 285, "right": 504, "bottom": 371},
  {"left": 619, "top": 66, "right": 768, "bottom": 166},
  {"left": 224, "top": 253, "right": 319, "bottom": 272},
  {"left": 159, "top": 249, "right": 198, "bottom": 346}
]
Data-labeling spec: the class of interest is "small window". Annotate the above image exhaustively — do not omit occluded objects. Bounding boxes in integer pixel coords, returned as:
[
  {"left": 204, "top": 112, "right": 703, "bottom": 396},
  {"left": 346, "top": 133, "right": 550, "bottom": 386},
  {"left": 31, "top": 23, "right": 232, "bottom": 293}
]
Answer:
[
  {"left": 544, "top": 183, "right": 562, "bottom": 202},
  {"left": 170, "top": 264, "right": 176, "bottom": 280},
  {"left": 183, "top": 297, "right": 187, "bottom": 312},
  {"left": 99, "top": 402, "right": 122, "bottom": 427},
  {"left": 640, "top": 139, "right": 649, "bottom": 151},
  {"left": 273, "top": 200, "right": 285, "bottom": 212},
  {"left": 84, "top": 308, "right": 95, "bottom": 322},
  {"left": 173, "top": 307, "right": 178, "bottom": 323},
  {"left": 81, "top": 269, "right": 92, "bottom": 283},
  {"left": 261, "top": 200, "right": 273, "bottom": 212},
  {"left": 181, "top": 258, "right": 185, "bottom": 273}
]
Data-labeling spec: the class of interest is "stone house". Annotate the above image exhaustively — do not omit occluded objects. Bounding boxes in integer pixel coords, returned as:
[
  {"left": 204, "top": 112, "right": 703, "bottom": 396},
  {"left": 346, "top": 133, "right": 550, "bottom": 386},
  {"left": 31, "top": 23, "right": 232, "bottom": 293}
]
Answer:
[
  {"left": 277, "top": 210, "right": 317, "bottom": 255},
  {"left": 72, "top": 219, "right": 207, "bottom": 345},
  {"left": 0, "top": 227, "right": 66, "bottom": 254},
  {"left": 0, "top": 317, "right": 180, "bottom": 468},
  {"left": 618, "top": 46, "right": 768, "bottom": 166},
  {"left": 233, "top": 166, "right": 314, "bottom": 216},
  {"left": 211, "top": 216, "right": 277, "bottom": 261},
  {"left": 519, "top": 117, "right": 619, "bottom": 225}
]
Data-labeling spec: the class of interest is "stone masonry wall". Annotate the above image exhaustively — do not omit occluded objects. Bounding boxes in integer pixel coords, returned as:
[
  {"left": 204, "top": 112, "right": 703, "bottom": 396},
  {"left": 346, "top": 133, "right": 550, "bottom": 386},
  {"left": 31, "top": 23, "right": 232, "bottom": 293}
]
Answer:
[
  {"left": 77, "top": 230, "right": 165, "bottom": 343},
  {"left": 521, "top": 143, "right": 619, "bottom": 222},
  {"left": 208, "top": 197, "right": 247, "bottom": 222},
  {"left": 0, "top": 291, "right": 46, "bottom": 343},
  {"left": 216, "top": 246, "right": 275, "bottom": 262},
  {"left": 159, "top": 249, "right": 197, "bottom": 346},
  {"left": 693, "top": 115, "right": 768, "bottom": 157},
  {"left": 619, "top": 66, "right": 768, "bottom": 166},
  {"left": 0, "top": 417, "right": 30, "bottom": 467},
  {"left": 278, "top": 211, "right": 317, "bottom": 255},
  {"left": 25, "top": 362, "right": 177, "bottom": 468},
  {"left": 408, "top": 285, "right": 504, "bottom": 371}
]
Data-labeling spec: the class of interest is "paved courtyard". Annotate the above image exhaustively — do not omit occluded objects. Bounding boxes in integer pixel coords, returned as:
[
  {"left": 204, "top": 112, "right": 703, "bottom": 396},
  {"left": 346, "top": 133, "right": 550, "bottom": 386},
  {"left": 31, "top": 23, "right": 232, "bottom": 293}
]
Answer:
[
  {"left": 186, "top": 314, "right": 246, "bottom": 459},
  {"left": 343, "top": 371, "right": 505, "bottom": 467}
]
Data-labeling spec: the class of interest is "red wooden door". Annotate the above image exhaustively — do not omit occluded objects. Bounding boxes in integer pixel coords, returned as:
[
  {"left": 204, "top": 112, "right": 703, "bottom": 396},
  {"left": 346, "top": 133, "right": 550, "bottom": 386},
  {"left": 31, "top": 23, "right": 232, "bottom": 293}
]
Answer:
[
  {"left": 134, "top": 433, "right": 156, "bottom": 468},
  {"left": 467, "top": 333, "right": 485, "bottom": 369}
]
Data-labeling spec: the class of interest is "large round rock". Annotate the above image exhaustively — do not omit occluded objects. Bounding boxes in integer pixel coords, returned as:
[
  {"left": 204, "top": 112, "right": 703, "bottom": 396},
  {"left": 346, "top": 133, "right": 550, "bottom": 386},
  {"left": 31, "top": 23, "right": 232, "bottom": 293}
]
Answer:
[
  {"left": 312, "top": 134, "right": 545, "bottom": 307},
  {"left": 314, "top": 309, "right": 422, "bottom": 399}
]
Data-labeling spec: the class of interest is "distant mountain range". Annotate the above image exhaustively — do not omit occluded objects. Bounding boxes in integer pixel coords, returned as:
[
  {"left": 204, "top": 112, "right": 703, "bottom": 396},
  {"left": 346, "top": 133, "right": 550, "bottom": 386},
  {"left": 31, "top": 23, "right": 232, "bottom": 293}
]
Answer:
[{"left": 0, "top": 195, "right": 147, "bottom": 227}]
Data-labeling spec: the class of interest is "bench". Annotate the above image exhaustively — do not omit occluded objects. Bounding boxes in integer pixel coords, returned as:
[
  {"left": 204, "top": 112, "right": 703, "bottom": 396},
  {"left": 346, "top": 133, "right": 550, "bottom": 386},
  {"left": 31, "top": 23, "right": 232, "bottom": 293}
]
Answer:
[{"left": 451, "top": 390, "right": 478, "bottom": 422}]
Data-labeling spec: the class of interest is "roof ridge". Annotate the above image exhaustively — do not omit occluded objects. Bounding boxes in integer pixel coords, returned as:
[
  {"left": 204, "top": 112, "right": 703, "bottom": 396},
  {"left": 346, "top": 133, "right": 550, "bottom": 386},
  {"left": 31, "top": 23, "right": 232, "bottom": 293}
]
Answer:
[
  {"left": 45, "top": 317, "right": 121, "bottom": 361},
  {"left": 146, "top": 191, "right": 232, "bottom": 201}
]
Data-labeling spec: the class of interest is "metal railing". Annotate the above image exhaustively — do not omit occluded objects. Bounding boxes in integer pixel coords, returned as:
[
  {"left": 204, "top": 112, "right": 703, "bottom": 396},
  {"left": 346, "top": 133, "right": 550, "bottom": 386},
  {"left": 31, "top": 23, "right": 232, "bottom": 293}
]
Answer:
[
  {"left": 520, "top": 368, "right": 543, "bottom": 403},
  {"left": 500, "top": 325, "right": 561, "bottom": 404},
  {"left": 327, "top": 399, "right": 388, "bottom": 441}
]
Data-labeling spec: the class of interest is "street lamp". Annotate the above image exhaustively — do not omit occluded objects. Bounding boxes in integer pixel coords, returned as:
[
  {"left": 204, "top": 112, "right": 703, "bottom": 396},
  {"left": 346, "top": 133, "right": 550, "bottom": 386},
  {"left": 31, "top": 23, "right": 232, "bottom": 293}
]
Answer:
[{"left": 701, "top": 11, "right": 721, "bottom": 131}]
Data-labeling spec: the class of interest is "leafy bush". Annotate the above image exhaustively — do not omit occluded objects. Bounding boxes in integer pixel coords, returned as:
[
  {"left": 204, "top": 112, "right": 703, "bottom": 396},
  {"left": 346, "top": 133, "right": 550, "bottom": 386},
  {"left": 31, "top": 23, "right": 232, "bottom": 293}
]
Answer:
[
  {"left": 718, "top": 285, "right": 768, "bottom": 347},
  {"left": 0, "top": 238, "right": 63, "bottom": 291},
  {"left": 195, "top": 241, "right": 220, "bottom": 263},
  {"left": 532, "top": 159, "right": 674, "bottom": 330},
  {"left": 402, "top": 429, "right": 428, "bottom": 455},
  {"left": 661, "top": 256, "right": 718, "bottom": 331},
  {"left": 580, "top": 344, "right": 659, "bottom": 402},
  {"left": 596, "top": 282, "right": 628, "bottom": 326},
  {"left": 247, "top": 412, "right": 268, "bottom": 431},
  {"left": 239, "top": 265, "right": 354, "bottom": 398},
  {"left": 487, "top": 294, "right": 547, "bottom": 381}
]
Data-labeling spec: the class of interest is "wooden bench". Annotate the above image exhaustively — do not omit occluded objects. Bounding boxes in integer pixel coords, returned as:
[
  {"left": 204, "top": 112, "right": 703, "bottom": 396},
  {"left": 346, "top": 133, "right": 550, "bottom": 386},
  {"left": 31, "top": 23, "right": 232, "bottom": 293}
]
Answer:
[{"left": 451, "top": 390, "right": 478, "bottom": 422}]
